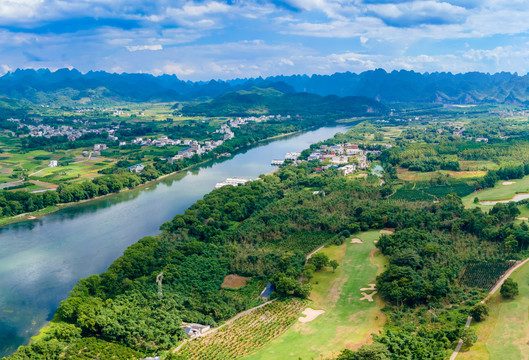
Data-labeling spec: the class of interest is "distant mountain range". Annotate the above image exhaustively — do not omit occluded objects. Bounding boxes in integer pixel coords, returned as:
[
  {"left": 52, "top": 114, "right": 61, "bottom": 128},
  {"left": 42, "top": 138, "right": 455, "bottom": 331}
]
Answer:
[{"left": 1, "top": 68, "right": 529, "bottom": 106}]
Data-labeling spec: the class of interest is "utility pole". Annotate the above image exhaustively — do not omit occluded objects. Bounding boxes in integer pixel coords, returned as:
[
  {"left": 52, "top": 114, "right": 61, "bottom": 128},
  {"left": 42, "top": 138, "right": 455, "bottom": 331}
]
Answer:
[{"left": 156, "top": 272, "right": 163, "bottom": 298}]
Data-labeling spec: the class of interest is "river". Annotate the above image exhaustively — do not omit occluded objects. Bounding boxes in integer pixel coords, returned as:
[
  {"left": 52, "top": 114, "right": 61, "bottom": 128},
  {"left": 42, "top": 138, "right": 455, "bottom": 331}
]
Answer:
[{"left": 0, "top": 125, "right": 348, "bottom": 356}]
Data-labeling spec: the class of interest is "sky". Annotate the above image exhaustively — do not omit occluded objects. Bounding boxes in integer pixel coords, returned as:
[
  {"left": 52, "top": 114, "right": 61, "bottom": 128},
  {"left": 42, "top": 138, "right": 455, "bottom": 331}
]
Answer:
[{"left": 1, "top": 0, "right": 529, "bottom": 80}]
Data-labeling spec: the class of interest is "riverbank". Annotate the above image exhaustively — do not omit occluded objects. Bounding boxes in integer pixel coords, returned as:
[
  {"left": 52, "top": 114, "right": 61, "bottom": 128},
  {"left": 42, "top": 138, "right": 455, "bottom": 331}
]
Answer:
[
  {"left": 0, "top": 124, "right": 351, "bottom": 358},
  {"left": 0, "top": 127, "right": 317, "bottom": 228}
]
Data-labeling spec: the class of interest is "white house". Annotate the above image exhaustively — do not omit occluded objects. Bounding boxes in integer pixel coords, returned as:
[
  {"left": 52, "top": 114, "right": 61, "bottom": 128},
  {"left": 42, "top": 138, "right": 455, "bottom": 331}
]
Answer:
[
  {"left": 184, "top": 324, "right": 211, "bottom": 338},
  {"left": 357, "top": 155, "right": 369, "bottom": 169},
  {"left": 339, "top": 164, "right": 356, "bottom": 175},
  {"left": 167, "top": 155, "right": 183, "bottom": 164},
  {"left": 48, "top": 160, "right": 58, "bottom": 167},
  {"left": 128, "top": 164, "right": 145, "bottom": 173},
  {"left": 285, "top": 152, "right": 301, "bottom": 161},
  {"left": 330, "top": 156, "right": 349, "bottom": 164}
]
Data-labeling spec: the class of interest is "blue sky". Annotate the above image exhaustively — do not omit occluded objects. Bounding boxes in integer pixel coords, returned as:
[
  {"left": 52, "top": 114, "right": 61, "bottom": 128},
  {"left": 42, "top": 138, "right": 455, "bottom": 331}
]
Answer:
[{"left": 1, "top": 0, "right": 529, "bottom": 80}]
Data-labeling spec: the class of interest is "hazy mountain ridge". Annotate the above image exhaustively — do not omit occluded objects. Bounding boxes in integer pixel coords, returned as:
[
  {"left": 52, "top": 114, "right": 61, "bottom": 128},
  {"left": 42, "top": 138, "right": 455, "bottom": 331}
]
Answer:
[{"left": 2, "top": 68, "right": 529, "bottom": 106}]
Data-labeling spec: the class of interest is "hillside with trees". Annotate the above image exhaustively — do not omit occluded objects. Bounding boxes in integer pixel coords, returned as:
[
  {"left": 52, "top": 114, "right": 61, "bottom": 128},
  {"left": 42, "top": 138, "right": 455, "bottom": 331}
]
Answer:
[{"left": 179, "top": 88, "right": 388, "bottom": 118}]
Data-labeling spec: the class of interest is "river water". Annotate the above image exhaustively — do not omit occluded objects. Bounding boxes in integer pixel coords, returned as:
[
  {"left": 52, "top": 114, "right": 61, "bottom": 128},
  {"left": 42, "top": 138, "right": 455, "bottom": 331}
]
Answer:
[{"left": 0, "top": 125, "right": 348, "bottom": 356}]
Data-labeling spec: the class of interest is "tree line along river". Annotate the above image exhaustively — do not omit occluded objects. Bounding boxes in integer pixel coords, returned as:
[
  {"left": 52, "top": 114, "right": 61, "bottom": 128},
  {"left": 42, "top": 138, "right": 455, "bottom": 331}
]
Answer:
[{"left": 0, "top": 125, "right": 349, "bottom": 357}]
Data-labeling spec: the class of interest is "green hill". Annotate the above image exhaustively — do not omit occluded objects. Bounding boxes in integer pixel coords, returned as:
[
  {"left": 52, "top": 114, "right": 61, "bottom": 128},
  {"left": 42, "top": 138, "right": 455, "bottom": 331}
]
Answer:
[{"left": 180, "top": 87, "right": 388, "bottom": 118}]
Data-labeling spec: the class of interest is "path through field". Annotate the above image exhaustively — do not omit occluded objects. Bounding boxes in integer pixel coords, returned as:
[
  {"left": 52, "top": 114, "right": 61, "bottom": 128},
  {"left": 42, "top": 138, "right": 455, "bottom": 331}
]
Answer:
[{"left": 452, "top": 258, "right": 529, "bottom": 360}]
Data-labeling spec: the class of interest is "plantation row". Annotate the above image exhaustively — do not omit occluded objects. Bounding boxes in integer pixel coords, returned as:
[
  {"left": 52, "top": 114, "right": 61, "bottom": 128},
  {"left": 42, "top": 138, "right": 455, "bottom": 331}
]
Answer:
[
  {"left": 459, "top": 261, "right": 514, "bottom": 289},
  {"left": 177, "top": 299, "right": 306, "bottom": 360}
]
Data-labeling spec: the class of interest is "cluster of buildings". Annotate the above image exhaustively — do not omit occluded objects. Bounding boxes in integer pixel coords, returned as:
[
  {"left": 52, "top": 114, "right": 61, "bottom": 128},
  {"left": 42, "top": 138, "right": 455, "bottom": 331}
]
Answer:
[
  {"left": 215, "top": 115, "right": 286, "bottom": 142},
  {"left": 10, "top": 118, "right": 121, "bottom": 142},
  {"left": 167, "top": 139, "right": 226, "bottom": 164},
  {"left": 445, "top": 124, "right": 492, "bottom": 142},
  {"left": 271, "top": 143, "right": 385, "bottom": 176},
  {"left": 307, "top": 143, "right": 372, "bottom": 169}
]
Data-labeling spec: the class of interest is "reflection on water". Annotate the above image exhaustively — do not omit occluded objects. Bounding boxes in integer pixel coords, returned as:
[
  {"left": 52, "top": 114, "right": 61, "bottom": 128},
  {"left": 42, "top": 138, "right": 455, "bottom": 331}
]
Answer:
[
  {"left": 0, "top": 125, "right": 348, "bottom": 356},
  {"left": 480, "top": 193, "right": 529, "bottom": 206}
]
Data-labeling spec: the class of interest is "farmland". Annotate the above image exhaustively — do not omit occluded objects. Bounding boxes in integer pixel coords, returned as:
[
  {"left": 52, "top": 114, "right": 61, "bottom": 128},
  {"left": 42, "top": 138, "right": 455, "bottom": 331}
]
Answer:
[
  {"left": 459, "top": 261, "right": 529, "bottom": 360},
  {"left": 459, "top": 262, "right": 515, "bottom": 290},
  {"left": 391, "top": 181, "right": 476, "bottom": 202},
  {"left": 244, "top": 231, "right": 387, "bottom": 360},
  {"left": 176, "top": 299, "right": 307, "bottom": 360}
]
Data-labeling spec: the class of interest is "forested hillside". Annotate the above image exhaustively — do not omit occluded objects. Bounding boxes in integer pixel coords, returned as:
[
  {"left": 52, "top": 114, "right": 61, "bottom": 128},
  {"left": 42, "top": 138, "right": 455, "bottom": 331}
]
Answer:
[{"left": 180, "top": 88, "right": 388, "bottom": 118}]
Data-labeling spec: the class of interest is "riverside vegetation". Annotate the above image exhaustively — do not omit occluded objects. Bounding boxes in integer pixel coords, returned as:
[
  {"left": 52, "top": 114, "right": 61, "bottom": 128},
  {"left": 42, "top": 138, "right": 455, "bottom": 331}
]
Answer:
[
  {"left": 0, "top": 87, "right": 386, "bottom": 221},
  {"left": 6, "top": 106, "right": 529, "bottom": 360}
]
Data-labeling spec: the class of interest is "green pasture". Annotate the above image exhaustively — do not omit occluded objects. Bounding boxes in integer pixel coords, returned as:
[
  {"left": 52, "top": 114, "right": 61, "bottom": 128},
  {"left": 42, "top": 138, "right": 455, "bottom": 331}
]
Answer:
[
  {"left": 0, "top": 150, "right": 56, "bottom": 183},
  {"left": 244, "top": 230, "right": 387, "bottom": 360},
  {"left": 459, "top": 161, "right": 499, "bottom": 171},
  {"left": 462, "top": 174, "right": 529, "bottom": 208},
  {"left": 37, "top": 158, "right": 115, "bottom": 181},
  {"left": 459, "top": 260, "right": 529, "bottom": 360}
]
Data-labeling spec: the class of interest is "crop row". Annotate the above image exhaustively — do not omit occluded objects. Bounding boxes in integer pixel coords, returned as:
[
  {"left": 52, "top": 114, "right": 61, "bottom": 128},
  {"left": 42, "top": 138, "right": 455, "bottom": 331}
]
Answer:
[
  {"left": 459, "top": 261, "right": 514, "bottom": 289},
  {"left": 177, "top": 298, "right": 306, "bottom": 360}
]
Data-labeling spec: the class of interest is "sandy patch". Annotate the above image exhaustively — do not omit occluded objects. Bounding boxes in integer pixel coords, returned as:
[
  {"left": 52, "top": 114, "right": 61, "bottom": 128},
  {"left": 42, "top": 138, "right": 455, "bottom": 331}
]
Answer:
[
  {"left": 350, "top": 238, "right": 363, "bottom": 244},
  {"left": 221, "top": 274, "right": 250, "bottom": 289},
  {"left": 360, "top": 284, "right": 376, "bottom": 291},
  {"left": 380, "top": 228, "right": 395, "bottom": 235},
  {"left": 516, "top": 217, "right": 529, "bottom": 221},
  {"left": 360, "top": 291, "right": 377, "bottom": 302},
  {"left": 27, "top": 216, "right": 36, "bottom": 220},
  {"left": 298, "top": 308, "right": 325, "bottom": 323},
  {"left": 503, "top": 181, "right": 516, "bottom": 185}
]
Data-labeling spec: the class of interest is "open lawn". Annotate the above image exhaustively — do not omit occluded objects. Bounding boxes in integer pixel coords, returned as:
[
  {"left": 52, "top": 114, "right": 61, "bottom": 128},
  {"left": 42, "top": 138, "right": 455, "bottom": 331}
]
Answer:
[
  {"left": 462, "top": 174, "right": 529, "bottom": 208},
  {"left": 458, "top": 260, "right": 529, "bottom": 360},
  {"left": 37, "top": 157, "right": 116, "bottom": 182},
  {"left": 397, "top": 167, "right": 434, "bottom": 182},
  {"left": 459, "top": 161, "right": 499, "bottom": 171},
  {"left": 244, "top": 230, "right": 387, "bottom": 360}
]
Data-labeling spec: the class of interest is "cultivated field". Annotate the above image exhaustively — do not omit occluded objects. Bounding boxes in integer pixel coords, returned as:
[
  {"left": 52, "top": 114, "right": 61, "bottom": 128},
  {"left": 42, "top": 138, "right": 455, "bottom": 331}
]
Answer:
[
  {"left": 459, "top": 260, "right": 529, "bottom": 360},
  {"left": 176, "top": 299, "right": 307, "bottom": 360},
  {"left": 244, "top": 230, "right": 387, "bottom": 360}
]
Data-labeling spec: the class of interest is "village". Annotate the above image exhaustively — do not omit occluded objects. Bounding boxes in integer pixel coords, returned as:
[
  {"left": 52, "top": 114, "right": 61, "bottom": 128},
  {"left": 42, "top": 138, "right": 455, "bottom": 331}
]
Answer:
[{"left": 272, "top": 142, "right": 388, "bottom": 176}]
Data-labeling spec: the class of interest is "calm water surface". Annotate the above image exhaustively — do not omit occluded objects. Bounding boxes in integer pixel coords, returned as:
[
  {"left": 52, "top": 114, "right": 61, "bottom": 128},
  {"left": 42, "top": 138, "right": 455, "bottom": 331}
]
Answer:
[{"left": 0, "top": 125, "right": 348, "bottom": 356}]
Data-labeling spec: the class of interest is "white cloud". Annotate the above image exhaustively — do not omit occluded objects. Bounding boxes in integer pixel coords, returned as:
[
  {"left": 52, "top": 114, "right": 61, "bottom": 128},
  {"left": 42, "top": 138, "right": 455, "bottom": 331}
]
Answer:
[
  {"left": 126, "top": 44, "right": 163, "bottom": 52},
  {"left": 163, "top": 62, "right": 196, "bottom": 76},
  {"left": 0, "top": 0, "right": 44, "bottom": 21},
  {"left": 0, "top": 64, "right": 13, "bottom": 75}
]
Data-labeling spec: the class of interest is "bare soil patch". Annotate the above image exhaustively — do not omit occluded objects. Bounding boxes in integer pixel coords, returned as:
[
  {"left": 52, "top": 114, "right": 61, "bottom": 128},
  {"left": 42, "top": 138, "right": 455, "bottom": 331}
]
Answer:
[
  {"left": 503, "top": 181, "right": 516, "bottom": 185},
  {"left": 221, "top": 274, "right": 250, "bottom": 289},
  {"left": 360, "top": 284, "right": 376, "bottom": 291},
  {"left": 379, "top": 228, "right": 395, "bottom": 235},
  {"left": 359, "top": 291, "right": 377, "bottom": 302},
  {"left": 298, "top": 308, "right": 325, "bottom": 323},
  {"left": 350, "top": 238, "right": 363, "bottom": 244}
]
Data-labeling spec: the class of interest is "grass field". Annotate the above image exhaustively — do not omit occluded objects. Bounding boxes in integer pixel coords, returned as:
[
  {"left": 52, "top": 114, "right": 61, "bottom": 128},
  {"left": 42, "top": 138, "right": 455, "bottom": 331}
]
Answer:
[
  {"left": 459, "top": 260, "right": 529, "bottom": 360},
  {"left": 459, "top": 160, "right": 499, "bottom": 171},
  {"left": 461, "top": 174, "right": 529, "bottom": 208},
  {"left": 244, "top": 230, "right": 387, "bottom": 360}
]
